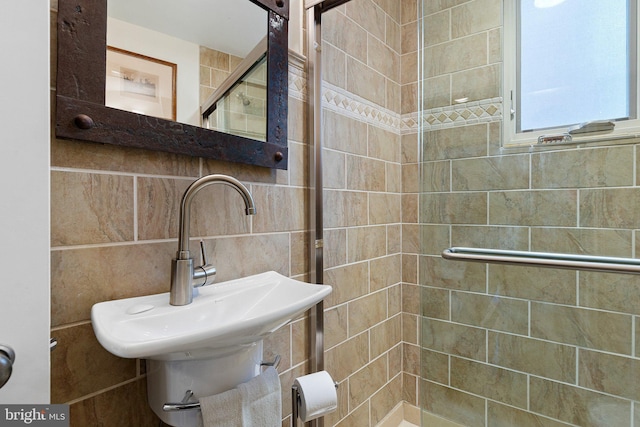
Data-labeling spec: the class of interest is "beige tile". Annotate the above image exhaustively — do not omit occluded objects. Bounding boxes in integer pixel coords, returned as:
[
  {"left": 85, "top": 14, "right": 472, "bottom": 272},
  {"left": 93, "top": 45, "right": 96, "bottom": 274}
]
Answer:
[
  {"left": 69, "top": 379, "right": 157, "bottom": 426},
  {"left": 402, "top": 283, "right": 420, "bottom": 317},
  {"left": 370, "top": 315, "right": 402, "bottom": 359},
  {"left": 401, "top": 0, "right": 418, "bottom": 24},
  {"left": 325, "top": 332, "right": 369, "bottom": 382},
  {"left": 51, "top": 323, "right": 137, "bottom": 403},
  {"left": 579, "top": 349, "right": 640, "bottom": 400},
  {"left": 323, "top": 109, "right": 368, "bottom": 155},
  {"left": 420, "top": 348, "right": 449, "bottom": 384},
  {"left": 348, "top": 290, "right": 388, "bottom": 336},
  {"left": 420, "top": 255, "right": 486, "bottom": 293},
  {"left": 402, "top": 21, "right": 418, "bottom": 54},
  {"left": 369, "top": 34, "right": 400, "bottom": 82},
  {"left": 580, "top": 188, "right": 640, "bottom": 229},
  {"left": 349, "top": 356, "right": 387, "bottom": 409},
  {"left": 374, "top": 0, "right": 401, "bottom": 23},
  {"left": 531, "top": 228, "right": 632, "bottom": 258},
  {"left": 252, "top": 185, "right": 306, "bottom": 233},
  {"left": 387, "top": 223, "right": 402, "bottom": 254},
  {"left": 347, "top": 225, "right": 387, "bottom": 262},
  {"left": 451, "top": 225, "right": 528, "bottom": 251},
  {"left": 402, "top": 194, "right": 418, "bottom": 223},
  {"left": 347, "top": 57, "right": 387, "bottom": 107},
  {"left": 51, "top": 242, "right": 176, "bottom": 326},
  {"left": 420, "top": 160, "right": 450, "bottom": 192},
  {"left": 580, "top": 272, "right": 640, "bottom": 315},
  {"left": 401, "top": 52, "right": 417, "bottom": 85},
  {"left": 421, "top": 318, "right": 486, "bottom": 361},
  {"left": 488, "top": 264, "right": 577, "bottom": 305},
  {"left": 451, "top": 292, "right": 528, "bottom": 334},
  {"left": 402, "top": 132, "right": 419, "bottom": 164},
  {"left": 323, "top": 189, "right": 369, "bottom": 228},
  {"left": 422, "top": 10, "right": 450, "bottom": 47},
  {"left": 333, "top": 400, "right": 370, "bottom": 427},
  {"left": 423, "top": 123, "right": 488, "bottom": 161},
  {"left": 450, "top": 357, "right": 527, "bottom": 408},
  {"left": 532, "top": 146, "right": 634, "bottom": 189},
  {"left": 322, "top": 10, "right": 367, "bottom": 63},
  {"left": 451, "top": 64, "right": 501, "bottom": 106},
  {"left": 387, "top": 79, "right": 403, "bottom": 113},
  {"left": 490, "top": 190, "right": 577, "bottom": 226},
  {"left": 488, "top": 332, "right": 576, "bottom": 383},
  {"left": 422, "top": 381, "right": 485, "bottom": 427},
  {"left": 387, "top": 16, "right": 401, "bottom": 53},
  {"left": 199, "top": 46, "right": 229, "bottom": 70},
  {"left": 322, "top": 41, "right": 347, "bottom": 89},
  {"left": 323, "top": 149, "right": 346, "bottom": 189},
  {"left": 263, "top": 324, "right": 291, "bottom": 372},
  {"left": 324, "top": 228, "right": 347, "bottom": 269},
  {"left": 423, "top": 33, "right": 487, "bottom": 78},
  {"left": 324, "top": 262, "right": 369, "bottom": 307},
  {"left": 450, "top": 0, "right": 501, "bottom": 38},
  {"left": 487, "top": 402, "right": 573, "bottom": 427},
  {"left": 137, "top": 177, "right": 251, "bottom": 240},
  {"left": 403, "top": 312, "right": 418, "bottom": 347},
  {"left": 387, "top": 162, "right": 402, "bottom": 193},
  {"left": 51, "top": 171, "right": 134, "bottom": 246},
  {"left": 530, "top": 377, "right": 631, "bottom": 426},
  {"left": 347, "top": 155, "right": 386, "bottom": 192},
  {"left": 324, "top": 304, "right": 348, "bottom": 349},
  {"left": 488, "top": 28, "right": 502, "bottom": 64},
  {"left": 346, "top": 0, "right": 386, "bottom": 41},
  {"left": 290, "top": 317, "right": 307, "bottom": 367},
  {"left": 371, "top": 374, "right": 403, "bottom": 426},
  {"left": 369, "top": 125, "right": 401, "bottom": 162},
  {"left": 401, "top": 82, "right": 418, "bottom": 114},
  {"left": 531, "top": 303, "right": 633, "bottom": 354},
  {"left": 402, "top": 254, "right": 418, "bottom": 284},
  {"left": 421, "top": 192, "right": 487, "bottom": 224},
  {"left": 421, "top": 287, "right": 450, "bottom": 320},
  {"left": 370, "top": 254, "right": 402, "bottom": 291},
  {"left": 422, "top": 75, "right": 452, "bottom": 111},
  {"left": 370, "top": 193, "right": 402, "bottom": 224}
]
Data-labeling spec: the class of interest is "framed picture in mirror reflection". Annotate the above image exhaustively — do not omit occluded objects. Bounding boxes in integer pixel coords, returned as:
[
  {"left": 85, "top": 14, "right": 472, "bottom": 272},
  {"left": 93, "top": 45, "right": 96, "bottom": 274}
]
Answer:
[{"left": 106, "top": 46, "right": 177, "bottom": 121}]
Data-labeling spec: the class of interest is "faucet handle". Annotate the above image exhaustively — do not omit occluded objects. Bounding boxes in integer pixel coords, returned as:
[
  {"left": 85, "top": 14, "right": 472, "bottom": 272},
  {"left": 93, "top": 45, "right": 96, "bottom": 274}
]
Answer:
[
  {"left": 193, "top": 240, "right": 216, "bottom": 287},
  {"left": 199, "top": 240, "right": 208, "bottom": 266}
]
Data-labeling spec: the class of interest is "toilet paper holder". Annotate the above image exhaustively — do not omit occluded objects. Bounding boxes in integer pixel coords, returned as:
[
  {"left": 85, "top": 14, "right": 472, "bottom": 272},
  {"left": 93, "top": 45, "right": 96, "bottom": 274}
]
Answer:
[{"left": 291, "top": 379, "right": 338, "bottom": 426}]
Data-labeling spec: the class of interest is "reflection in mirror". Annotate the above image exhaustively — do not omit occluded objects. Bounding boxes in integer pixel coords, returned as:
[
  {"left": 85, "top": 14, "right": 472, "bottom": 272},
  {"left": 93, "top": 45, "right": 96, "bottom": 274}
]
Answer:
[
  {"left": 106, "top": 0, "right": 267, "bottom": 134},
  {"left": 202, "top": 39, "right": 268, "bottom": 141}
]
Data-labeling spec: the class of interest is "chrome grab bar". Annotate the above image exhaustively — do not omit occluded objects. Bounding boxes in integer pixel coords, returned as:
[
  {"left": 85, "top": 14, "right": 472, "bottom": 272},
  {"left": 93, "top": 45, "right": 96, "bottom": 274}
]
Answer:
[{"left": 442, "top": 247, "right": 640, "bottom": 275}]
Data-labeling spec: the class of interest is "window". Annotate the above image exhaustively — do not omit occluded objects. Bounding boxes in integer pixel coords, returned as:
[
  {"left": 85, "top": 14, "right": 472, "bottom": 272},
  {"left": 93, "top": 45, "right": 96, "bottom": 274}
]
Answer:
[{"left": 504, "top": 0, "right": 639, "bottom": 146}]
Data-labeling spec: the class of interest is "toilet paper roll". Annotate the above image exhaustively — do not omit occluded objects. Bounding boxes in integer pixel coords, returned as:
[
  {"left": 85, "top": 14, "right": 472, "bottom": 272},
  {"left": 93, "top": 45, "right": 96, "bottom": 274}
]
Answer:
[{"left": 293, "top": 370, "right": 338, "bottom": 422}]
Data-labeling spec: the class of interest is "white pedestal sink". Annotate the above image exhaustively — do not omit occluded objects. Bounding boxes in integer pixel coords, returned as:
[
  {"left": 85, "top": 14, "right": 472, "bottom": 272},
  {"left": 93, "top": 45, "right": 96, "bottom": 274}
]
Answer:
[{"left": 91, "top": 271, "right": 331, "bottom": 426}]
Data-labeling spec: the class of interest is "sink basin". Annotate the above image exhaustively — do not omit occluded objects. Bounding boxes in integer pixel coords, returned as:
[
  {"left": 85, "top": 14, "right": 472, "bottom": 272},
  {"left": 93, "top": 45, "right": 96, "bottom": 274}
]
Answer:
[{"left": 91, "top": 271, "right": 332, "bottom": 361}]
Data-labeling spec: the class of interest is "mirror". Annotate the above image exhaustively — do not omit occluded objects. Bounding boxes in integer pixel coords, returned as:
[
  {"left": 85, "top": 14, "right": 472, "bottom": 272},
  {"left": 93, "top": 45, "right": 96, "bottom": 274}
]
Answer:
[{"left": 56, "top": 0, "right": 289, "bottom": 169}]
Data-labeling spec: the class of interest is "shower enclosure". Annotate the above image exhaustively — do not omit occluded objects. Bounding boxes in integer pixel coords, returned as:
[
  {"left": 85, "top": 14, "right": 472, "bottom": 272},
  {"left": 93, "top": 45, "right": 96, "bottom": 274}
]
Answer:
[{"left": 418, "top": 1, "right": 640, "bottom": 426}]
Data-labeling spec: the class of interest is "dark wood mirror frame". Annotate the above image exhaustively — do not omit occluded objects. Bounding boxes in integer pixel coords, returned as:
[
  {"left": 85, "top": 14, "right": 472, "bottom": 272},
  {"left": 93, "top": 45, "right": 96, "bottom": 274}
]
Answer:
[{"left": 56, "top": 0, "right": 289, "bottom": 169}]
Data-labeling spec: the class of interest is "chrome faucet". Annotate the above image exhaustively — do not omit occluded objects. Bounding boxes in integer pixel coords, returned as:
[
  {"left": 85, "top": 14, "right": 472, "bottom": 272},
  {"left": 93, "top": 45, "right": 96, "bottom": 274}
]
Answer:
[{"left": 170, "top": 174, "right": 257, "bottom": 306}]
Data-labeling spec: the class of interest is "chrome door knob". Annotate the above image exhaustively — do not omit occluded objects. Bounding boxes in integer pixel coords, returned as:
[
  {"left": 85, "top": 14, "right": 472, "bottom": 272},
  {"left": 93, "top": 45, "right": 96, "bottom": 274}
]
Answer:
[{"left": 0, "top": 345, "right": 15, "bottom": 389}]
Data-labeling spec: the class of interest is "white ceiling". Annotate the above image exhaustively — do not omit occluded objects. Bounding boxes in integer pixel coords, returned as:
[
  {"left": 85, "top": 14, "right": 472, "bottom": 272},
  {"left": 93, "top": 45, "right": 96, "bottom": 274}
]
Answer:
[{"left": 108, "top": 0, "right": 267, "bottom": 58}]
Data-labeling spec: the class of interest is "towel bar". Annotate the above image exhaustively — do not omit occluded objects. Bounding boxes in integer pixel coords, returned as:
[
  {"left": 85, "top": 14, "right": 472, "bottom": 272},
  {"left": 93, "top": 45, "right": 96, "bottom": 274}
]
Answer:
[
  {"left": 442, "top": 247, "right": 640, "bottom": 275},
  {"left": 162, "top": 355, "right": 281, "bottom": 412}
]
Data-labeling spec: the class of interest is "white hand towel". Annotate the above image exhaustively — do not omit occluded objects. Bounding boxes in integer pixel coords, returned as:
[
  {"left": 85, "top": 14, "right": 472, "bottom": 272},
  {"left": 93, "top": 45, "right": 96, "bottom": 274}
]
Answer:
[
  {"left": 237, "top": 367, "right": 282, "bottom": 427},
  {"left": 200, "top": 387, "right": 243, "bottom": 427},
  {"left": 200, "top": 367, "right": 282, "bottom": 427}
]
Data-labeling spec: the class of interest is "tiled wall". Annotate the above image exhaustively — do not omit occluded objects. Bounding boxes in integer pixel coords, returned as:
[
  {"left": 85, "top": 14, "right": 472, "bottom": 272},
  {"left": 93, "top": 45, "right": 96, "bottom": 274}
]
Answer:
[
  {"left": 411, "top": 1, "right": 640, "bottom": 426},
  {"left": 49, "top": 1, "right": 415, "bottom": 426}
]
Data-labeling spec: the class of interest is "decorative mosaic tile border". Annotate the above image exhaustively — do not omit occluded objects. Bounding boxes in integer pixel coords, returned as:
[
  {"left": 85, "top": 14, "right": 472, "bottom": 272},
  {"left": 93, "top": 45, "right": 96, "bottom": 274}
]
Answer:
[
  {"left": 288, "top": 53, "right": 307, "bottom": 102},
  {"left": 403, "top": 98, "right": 503, "bottom": 134},
  {"left": 321, "top": 82, "right": 401, "bottom": 134},
  {"left": 289, "top": 68, "right": 503, "bottom": 135}
]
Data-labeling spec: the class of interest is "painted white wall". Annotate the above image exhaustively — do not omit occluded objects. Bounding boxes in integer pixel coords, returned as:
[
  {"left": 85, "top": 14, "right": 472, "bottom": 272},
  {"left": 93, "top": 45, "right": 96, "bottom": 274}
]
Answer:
[
  {"left": 0, "top": 0, "right": 51, "bottom": 403},
  {"left": 108, "top": 17, "right": 201, "bottom": 126}
]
